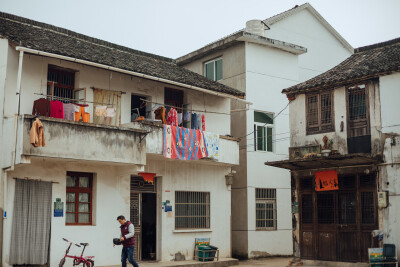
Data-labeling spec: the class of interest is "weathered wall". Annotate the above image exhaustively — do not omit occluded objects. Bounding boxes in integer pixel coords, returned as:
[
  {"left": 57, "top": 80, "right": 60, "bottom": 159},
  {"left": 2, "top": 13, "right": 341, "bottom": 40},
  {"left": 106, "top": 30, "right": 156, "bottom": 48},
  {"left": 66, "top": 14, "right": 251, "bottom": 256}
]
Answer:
[
  {"left": 3, "top": 158, "right": 140, "bottom": 267},
  {"left": 266, "top": 8, "right": 352, "bottom": 82},
  {"left": 380, "top": 73, "right": 400, "bottom": 259},
  {"left": 145, "top": 156, "right": 232, "bottom": 261}
]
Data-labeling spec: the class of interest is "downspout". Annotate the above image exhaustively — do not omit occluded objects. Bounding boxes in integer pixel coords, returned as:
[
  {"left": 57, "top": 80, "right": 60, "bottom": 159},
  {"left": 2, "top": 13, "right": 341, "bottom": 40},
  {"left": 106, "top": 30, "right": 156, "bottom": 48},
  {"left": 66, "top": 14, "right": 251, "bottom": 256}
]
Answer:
[{"left": 2, "top": 50, "right": 23, "bottom": 267}]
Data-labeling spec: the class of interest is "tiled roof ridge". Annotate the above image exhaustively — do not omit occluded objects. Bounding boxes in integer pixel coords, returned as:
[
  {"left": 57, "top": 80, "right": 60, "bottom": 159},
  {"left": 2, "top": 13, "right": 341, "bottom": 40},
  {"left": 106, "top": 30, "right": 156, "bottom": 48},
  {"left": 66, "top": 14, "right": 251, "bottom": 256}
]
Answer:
[
  {"left": 0, "top": 11, "right": 175, "bottom": 63},
  {"left": 355, "top": 37, "right": 400, "bottom": 53}
]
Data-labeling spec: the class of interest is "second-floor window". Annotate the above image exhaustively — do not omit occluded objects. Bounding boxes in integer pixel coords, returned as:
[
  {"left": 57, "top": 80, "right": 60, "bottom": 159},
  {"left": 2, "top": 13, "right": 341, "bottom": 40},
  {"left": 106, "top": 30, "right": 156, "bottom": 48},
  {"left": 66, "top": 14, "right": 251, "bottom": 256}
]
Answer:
[
  {"left": 254, "top": 111, "right": 273, "bottom": 152},
  {"left": 204, "top": 58, "right": 222, "bottom": 81},
  {"left": 47, "top": 66, "right": 75, "bottom": 101},
  {"left": 347, "top": 84, "right": 369, "bottom": 137},
  {"left": 306, "top": 91, "right": 334, "bottom": 135}
]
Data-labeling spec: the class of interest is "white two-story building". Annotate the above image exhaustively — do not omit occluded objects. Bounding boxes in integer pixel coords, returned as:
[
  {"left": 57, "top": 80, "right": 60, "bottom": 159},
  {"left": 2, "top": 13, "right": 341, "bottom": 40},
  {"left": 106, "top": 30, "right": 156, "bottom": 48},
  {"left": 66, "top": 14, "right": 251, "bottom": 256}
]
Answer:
[
  {"left": 267, "top": 38, "right": 400, "bottom": 265},
  {"left": 177, "top": 3, "right": 353, "bottom": 258},
  {"left": 0, "top": 12, "right": 244, "bottom": 267}
]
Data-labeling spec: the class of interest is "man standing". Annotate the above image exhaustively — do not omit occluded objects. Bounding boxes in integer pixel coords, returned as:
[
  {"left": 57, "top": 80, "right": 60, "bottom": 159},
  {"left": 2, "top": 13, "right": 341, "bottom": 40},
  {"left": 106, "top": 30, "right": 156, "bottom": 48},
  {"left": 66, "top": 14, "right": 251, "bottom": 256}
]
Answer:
[{"left": 117, "top": 215, "right": 139, "bottom": 267}]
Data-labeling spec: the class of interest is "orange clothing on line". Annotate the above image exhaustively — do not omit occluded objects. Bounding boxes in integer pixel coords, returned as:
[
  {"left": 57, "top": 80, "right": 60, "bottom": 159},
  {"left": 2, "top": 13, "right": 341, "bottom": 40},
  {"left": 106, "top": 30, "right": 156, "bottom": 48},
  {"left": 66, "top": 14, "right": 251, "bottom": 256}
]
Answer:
[
  {"left": 30, "top": 118, "right": 46, "bottom": 147},
  {"left": 75, "top": 106, "right": 90, "bottom": 122}
]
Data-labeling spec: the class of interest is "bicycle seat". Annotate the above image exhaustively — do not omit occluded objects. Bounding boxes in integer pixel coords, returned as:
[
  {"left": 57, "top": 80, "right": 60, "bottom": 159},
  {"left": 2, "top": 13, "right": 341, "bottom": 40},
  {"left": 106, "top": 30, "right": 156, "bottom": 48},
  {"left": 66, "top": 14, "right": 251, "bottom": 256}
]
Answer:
[{"left": 80, "top": 243, "right": 89, "bottom": 246}]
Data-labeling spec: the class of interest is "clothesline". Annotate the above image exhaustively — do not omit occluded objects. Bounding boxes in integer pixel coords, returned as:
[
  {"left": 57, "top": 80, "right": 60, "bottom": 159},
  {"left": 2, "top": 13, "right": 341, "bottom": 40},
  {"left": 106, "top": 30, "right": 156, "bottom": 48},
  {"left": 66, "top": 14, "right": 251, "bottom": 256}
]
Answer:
[
  {"left": 139, "top": 98, "right": 231, "bottom": 116},
  {"left": 34, "top": 93, "right": 116, "bottom": 107}
]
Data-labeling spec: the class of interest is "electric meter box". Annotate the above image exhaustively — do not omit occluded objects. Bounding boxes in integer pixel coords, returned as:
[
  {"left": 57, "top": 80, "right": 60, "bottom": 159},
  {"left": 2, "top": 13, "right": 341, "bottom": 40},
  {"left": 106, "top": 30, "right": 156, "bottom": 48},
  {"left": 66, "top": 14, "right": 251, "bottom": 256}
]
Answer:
[{"left": 378, "top": 191, "right": 388, "bottom": 208}]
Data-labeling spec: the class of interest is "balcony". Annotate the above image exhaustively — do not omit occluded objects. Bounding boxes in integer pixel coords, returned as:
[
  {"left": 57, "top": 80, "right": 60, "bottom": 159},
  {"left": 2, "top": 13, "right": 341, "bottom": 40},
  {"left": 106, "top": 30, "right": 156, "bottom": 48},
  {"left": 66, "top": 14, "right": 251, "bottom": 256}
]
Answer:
[
  {"left": 122, "top": 121, "right": 240, "bottom": 166},
  {"left": 13, "top": 115, "right": 147, "bottom": 165}
]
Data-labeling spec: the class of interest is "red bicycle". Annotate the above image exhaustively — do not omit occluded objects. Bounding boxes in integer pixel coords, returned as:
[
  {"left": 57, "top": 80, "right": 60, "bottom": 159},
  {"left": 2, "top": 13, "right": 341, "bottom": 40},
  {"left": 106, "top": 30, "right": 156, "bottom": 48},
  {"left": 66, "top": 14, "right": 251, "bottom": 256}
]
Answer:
[{"left": 59, "top": 238, "right": 95, "bottom": 267}]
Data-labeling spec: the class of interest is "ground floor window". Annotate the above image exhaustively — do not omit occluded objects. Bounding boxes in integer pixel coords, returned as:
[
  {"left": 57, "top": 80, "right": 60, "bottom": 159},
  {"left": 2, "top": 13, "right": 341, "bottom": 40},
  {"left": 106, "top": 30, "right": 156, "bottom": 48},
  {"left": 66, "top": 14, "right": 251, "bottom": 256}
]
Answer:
[
  {"left": 175, "top": 191, "right": 210, "bottom": 229},
  {"left": 256, "top": 188, "right": 277, "bottom": 230},
  {"left": 66, "top": 172, "right": 93, "bottom": 225}
]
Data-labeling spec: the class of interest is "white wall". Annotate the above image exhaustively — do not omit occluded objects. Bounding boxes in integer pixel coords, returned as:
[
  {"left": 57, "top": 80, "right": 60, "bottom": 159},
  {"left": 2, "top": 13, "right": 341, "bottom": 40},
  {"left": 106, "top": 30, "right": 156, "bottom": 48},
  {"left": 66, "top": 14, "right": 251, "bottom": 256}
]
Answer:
[
  {"left": 3, "top": 158, "right": 140, "bottom": 267},
  {"left": 266, "top": 8, "right": 352, "bottom": 82},
  {"left": 380, "top": 73, "right": 400, "bottom": 134},
  {"left": 145, "top": 157, "right": 232, "bottom": 261}
]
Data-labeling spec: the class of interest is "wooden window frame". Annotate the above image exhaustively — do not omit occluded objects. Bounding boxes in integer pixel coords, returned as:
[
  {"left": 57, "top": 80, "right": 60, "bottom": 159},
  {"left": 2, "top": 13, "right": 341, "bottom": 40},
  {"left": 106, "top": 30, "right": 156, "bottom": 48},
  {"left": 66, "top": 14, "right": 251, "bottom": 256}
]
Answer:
[
  {"left": 66, "top": 172, "right": 93, "bottom": 226},
  {"left": 305, "top": 91, "right": 335, "bottom": 135},
  {"left": 346, "top": 83, "right": 371, "bottom": 138},
  {"left": 204, "top": 57, "right": 223, "bottom": 81}
]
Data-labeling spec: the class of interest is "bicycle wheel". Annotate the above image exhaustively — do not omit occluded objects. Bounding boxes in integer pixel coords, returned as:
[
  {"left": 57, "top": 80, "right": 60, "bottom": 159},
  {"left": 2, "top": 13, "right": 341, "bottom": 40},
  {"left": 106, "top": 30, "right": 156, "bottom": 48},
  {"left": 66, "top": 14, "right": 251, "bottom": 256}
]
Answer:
[
  {"left": 88, "top": 259, "right": 94, "bottom": 267},
  {"left": 59, "top": 258, "right": 66, "bottom": 267}
]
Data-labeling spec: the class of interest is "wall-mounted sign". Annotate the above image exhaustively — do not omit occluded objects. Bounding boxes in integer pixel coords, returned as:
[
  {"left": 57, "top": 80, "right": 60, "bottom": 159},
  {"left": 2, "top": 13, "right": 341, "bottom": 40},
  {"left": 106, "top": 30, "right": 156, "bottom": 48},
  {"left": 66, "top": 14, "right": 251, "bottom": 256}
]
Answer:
[
  {"left": 315, "top": 170, "right": 338, "bottom": 191},
  {"left": 54, "top": 198, "right": 64, "bottom": 217}
]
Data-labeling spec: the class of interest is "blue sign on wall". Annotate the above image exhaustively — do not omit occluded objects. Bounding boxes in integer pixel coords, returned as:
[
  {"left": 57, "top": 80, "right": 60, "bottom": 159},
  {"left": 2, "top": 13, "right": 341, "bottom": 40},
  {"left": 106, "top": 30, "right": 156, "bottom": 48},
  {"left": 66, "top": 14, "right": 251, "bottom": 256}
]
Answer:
[{"left": 54, "top": 198, "right": 64, "bottom": 217}]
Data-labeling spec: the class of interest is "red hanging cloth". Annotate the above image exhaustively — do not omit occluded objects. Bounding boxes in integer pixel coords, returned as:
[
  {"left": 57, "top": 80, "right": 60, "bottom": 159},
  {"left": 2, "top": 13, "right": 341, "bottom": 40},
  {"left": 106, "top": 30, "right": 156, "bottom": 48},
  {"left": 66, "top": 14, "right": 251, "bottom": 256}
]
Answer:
[{"left": 138, "top": 172, "right": 156, "bottom": 185}]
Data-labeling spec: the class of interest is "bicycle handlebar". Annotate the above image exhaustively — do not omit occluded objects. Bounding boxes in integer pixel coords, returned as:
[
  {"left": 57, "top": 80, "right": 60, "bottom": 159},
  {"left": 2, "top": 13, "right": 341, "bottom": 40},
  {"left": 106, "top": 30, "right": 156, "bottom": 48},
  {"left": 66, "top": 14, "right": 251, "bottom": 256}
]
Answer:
[{"left": 62, "top": 238, "right": 81, "bottom": 247}]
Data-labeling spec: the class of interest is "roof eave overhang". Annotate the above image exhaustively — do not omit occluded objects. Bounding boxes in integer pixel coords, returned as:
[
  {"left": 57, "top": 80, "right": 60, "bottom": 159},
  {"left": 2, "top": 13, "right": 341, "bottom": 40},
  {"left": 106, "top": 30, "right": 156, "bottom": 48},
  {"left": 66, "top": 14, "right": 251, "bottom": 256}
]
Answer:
[
  {"left": 238, "top": 33, "right": 307, "bottom": 55},
  {"left": 265, "top": 154, "right": 382, "bottom": 171}
]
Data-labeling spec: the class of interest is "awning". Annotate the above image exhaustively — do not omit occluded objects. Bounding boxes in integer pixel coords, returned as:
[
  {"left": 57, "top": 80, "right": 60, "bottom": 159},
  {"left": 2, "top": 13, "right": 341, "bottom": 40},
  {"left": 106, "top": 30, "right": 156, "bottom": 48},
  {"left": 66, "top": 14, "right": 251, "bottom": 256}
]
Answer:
[{"left": 265, "top": 154, "right": 382, "bottom": 171}]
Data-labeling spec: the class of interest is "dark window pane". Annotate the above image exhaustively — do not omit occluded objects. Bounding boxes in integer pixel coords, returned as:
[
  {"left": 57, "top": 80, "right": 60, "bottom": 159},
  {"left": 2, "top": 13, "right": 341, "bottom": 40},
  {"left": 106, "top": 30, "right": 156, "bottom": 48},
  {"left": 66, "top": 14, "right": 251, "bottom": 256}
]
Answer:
[
  {"left": 257, "top": 126, "right": 266, "bottom": 151},
  {"left": 320, "top": 93, "right": 332, "bottom": 124},
  {"left": 348, "top": 86, "right": 367, "bottom": 121},
  {"left": 267, "top": 127, "right": 273, "bottom": 152},
  {"left": 338, "top": 193, "right": 356, "bottom": 224},
  {"left": 302, "top": 194, "right": 313, "bottom": 224},
  {"left": 215, "top": 59, "right": 223, "bottom": 81},
  {"left": 361, "top": 192, "right": 375, "bottom": 224},
  {"left": 205, "top": 62, "right": 214, "bottom": 80},
  {"left": 317, "top": 194, "right": 334, "bottom": 224},
  {"left": 307, "top": 95, "right": 319, "bottom": 126}
]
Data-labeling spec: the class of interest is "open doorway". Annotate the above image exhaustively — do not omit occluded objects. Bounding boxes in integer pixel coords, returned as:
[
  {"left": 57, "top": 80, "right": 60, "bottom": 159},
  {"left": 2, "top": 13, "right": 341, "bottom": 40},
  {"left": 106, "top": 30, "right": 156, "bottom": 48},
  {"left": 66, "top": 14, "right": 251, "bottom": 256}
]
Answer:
[
  {"left": 141, "top": 193, "right": 157, "bottom": 261},
  {"left": 130, "top": 175, "right": 157, "bottom": 262}
]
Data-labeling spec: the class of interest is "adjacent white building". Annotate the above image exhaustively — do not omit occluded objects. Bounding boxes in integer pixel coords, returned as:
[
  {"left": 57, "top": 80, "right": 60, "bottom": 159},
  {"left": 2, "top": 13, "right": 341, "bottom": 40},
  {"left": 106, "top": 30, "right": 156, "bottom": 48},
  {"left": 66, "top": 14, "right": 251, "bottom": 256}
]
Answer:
[
  {"left": 267, "top": 37, "right": 400, "bottom": 265},
  {"left": 177, "top": 3, "right": 353, "bottom": 258},
  {"left": 0, "top": 12, "right": 243, "bottom": 267}
]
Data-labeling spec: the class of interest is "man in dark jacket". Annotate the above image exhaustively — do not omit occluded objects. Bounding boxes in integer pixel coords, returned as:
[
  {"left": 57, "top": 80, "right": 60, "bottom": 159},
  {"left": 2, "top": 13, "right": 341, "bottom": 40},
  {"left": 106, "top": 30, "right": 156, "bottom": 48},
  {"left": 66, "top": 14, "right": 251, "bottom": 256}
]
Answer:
[{"left": 117, "top": 215, "right": 139, "bottom": 267}]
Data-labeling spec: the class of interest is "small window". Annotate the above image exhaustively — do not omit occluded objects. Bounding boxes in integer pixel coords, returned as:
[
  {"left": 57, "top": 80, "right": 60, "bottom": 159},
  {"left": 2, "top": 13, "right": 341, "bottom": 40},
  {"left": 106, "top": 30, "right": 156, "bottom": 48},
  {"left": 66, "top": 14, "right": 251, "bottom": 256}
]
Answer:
[
  {"left": 301, "top": 194, "right": 313, "bottom": 224},
  {"left": 361, "top": 192, "right": 375, "bottom": 224},
  {"left": 317, "top": 193, "right": 334, "bottom": 224},
  {"left": 256, "top": 188, "right": 277, "bottom": 230},
  {"left": 306, "top": 92, "right": 334, "bottom": 135},
  {"left": 47, "top": 66, "right": 75, "bottom": 102},
  {"left": 347, "top": 85, "right": 369, "bottom": 137},
  {"left": 175, "top": 191, "right": 210, "bottom": 229},
  {"left": 66, "top": 172, "right": 93, "bottom": 225},
  {"left": 204, "top": 58, "right": 223, "bottom": 81},
  {"left": 254, "top": 111, "right": 274, "bottom": 152}
]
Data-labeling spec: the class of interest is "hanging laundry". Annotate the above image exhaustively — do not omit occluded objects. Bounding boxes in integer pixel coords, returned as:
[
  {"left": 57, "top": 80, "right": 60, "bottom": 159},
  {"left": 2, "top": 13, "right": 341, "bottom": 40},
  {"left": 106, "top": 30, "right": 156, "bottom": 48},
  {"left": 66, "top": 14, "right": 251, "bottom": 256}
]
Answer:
[
  {"left": 105, "top": 107, "right": 116, "bottom": 118},
  {"left": 32, "top": 98, "right": 51, "bottom": 117},
  {"left": 202, "top": 114, "right": 206, "bottom": 131},
  {"left": 154, "top": 106, "right": 167, "bottom": 124},
  {"left": 30, "top": 118, "right": 46, "bottom": 147},
  {"left": 177, "top": 112, "right": 183, "bottom": 126},
  {"left": 183, "top": 112, "right": 190, "bottom": 121},
  {"left": 191, "top": 113, "right": 198, "bottom": 129},
  {"left": 163, "top": 125, "right": 207, "bottom": 160},
  {"left": 63, "top": 103, "right": 75, "bottom": 121},
  {"left": 138, "top": 172, "right": 156, "bottom": 185},
  {"left": 203, "top": 132, "right": 219, "bottom": 160},
  {"left": 50, "top": 100, "right": 64, "bottom": 119},
  {"left": 167, "top": 108, "right": 178, "bottom": 126},
  {"left": 74, "top": 104, "right": 90, "bottom": 123},
  {"left": 197, "top": 114, "right": 202, "bottom": 130},
  {"left": 95, "top": 106, "right": 107, "bottom": 117}
]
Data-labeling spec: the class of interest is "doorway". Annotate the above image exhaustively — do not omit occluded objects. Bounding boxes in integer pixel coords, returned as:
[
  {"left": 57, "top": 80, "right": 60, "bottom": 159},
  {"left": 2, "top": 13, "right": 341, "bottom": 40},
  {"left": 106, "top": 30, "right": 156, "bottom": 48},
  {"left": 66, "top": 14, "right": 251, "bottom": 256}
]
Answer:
[{"left": 130, "top": 176, "right": 157, "bottom": 261}]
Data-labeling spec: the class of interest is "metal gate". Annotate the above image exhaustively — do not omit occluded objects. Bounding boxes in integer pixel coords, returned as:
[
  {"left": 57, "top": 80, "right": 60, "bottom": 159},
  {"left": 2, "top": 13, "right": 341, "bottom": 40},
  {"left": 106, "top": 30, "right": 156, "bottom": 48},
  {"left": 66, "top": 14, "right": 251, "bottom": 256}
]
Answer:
[{"left": 130, "top": 176, "right": 157, "bottom": 261}]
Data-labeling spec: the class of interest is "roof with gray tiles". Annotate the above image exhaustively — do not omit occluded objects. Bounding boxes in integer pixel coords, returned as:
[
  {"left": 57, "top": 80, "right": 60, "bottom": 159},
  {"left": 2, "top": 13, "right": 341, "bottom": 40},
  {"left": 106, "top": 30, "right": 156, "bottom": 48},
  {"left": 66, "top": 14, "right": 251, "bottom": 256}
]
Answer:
[
  {"left": 282, "top": 38, "right": 400, "bottom": 94},
  {"left": 0, "top": 12, "right": 244, "bottom": 97}
]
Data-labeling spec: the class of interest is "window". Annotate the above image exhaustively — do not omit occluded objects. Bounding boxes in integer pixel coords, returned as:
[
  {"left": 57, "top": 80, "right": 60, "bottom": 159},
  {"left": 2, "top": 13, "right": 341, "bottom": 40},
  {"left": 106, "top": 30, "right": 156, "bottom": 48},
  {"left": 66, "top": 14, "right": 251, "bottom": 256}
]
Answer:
[
  {"left": 256, "top": 188, "right": 277, "bottom": 230},
  {"left": 175, "top": 191, "right": 210, "bottom": 229},
  {"left": 347, "top": 85, "right": 369, "bottom": 137},
  {"left": 254, "top": 111, "right": 273, "bottom": 152},
  {"left": 47, "top": 66, "right": 75, "bottom": 102},
  {"left": 306, "top": 92, "right": 334, "bottom": 134},
  {"left": 66, "top": 172, "right": 93, "bottom": 225},
  {"left": 204, "top": 58, "right": 222, "bottom": 81}
]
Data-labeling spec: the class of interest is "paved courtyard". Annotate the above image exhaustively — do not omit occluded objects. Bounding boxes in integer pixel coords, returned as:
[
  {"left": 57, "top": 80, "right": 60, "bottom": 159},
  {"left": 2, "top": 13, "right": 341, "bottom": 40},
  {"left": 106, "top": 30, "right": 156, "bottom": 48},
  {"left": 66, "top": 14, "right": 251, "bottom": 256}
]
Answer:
[{"left": 239, "top": 257, "right": 291, "bottom": 267}]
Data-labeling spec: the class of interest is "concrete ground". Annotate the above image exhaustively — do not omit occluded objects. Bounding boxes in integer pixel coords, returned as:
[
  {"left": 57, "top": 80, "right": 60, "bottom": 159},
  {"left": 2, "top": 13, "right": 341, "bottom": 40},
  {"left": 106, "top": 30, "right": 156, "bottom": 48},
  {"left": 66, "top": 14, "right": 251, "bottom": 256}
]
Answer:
[{"left": 238, "top": 257, "right": 292, "bottom": 267}]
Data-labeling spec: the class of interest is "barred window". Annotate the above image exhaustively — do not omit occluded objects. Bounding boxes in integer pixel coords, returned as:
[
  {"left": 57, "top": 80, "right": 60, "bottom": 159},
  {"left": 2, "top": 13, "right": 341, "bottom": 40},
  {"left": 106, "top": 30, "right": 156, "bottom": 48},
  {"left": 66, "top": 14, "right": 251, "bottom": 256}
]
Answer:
[
  {"left": 66, "top": 172, "right": 93, "bottom": 225},
  {"left": 256, "top": 188, "right": 277, "bottom": 230},
  {"left": 306, "top": 92, "right": 334, "bottom": 135},
  {"left": 175, "top": 191, "right": 210, "bottom": 229}
]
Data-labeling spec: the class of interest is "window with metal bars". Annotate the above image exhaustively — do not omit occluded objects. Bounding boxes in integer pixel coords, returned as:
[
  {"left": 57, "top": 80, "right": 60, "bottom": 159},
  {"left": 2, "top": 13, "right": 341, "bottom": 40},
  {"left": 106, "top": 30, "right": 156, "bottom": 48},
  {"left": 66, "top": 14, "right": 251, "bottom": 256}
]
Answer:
[
  {"left": 175, "top": 191, "right": 210, "bottom": 229},
  {"left": 317, "top": 193, "right": 334, "bottom": 224},
  {"left": 66, "top": 172, "right": 93, "bottom": 225},
  {"left": 47, "top": 66, "right": 75, "bottom": 102},
  {"left": 347, "top": 85, "right": 370, "bottom": 137},
  {"left": 361, "top": 192, "right": 375, "bottom": 224},
  {"left": 256, "top": 188, "right": 277, "bottom": 230},
  {"left": 306, "top": 92, "right": 334, "bottom": 134}
]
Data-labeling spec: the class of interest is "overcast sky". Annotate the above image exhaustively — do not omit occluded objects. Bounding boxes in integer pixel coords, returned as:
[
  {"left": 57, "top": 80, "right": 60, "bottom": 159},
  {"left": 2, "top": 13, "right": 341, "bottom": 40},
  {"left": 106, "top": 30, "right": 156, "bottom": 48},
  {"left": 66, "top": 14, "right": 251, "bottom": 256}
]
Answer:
[{"left": 1, "top": 0, "right": 399, "bottom": 59}]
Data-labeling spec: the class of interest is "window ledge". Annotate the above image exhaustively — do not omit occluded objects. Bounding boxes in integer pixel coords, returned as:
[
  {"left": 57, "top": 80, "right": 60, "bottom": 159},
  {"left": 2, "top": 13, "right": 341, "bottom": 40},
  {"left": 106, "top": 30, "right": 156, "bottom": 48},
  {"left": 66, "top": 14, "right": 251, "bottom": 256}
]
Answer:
[{"left": 173, "top": 229, "right": 212, "bottom": 233}]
